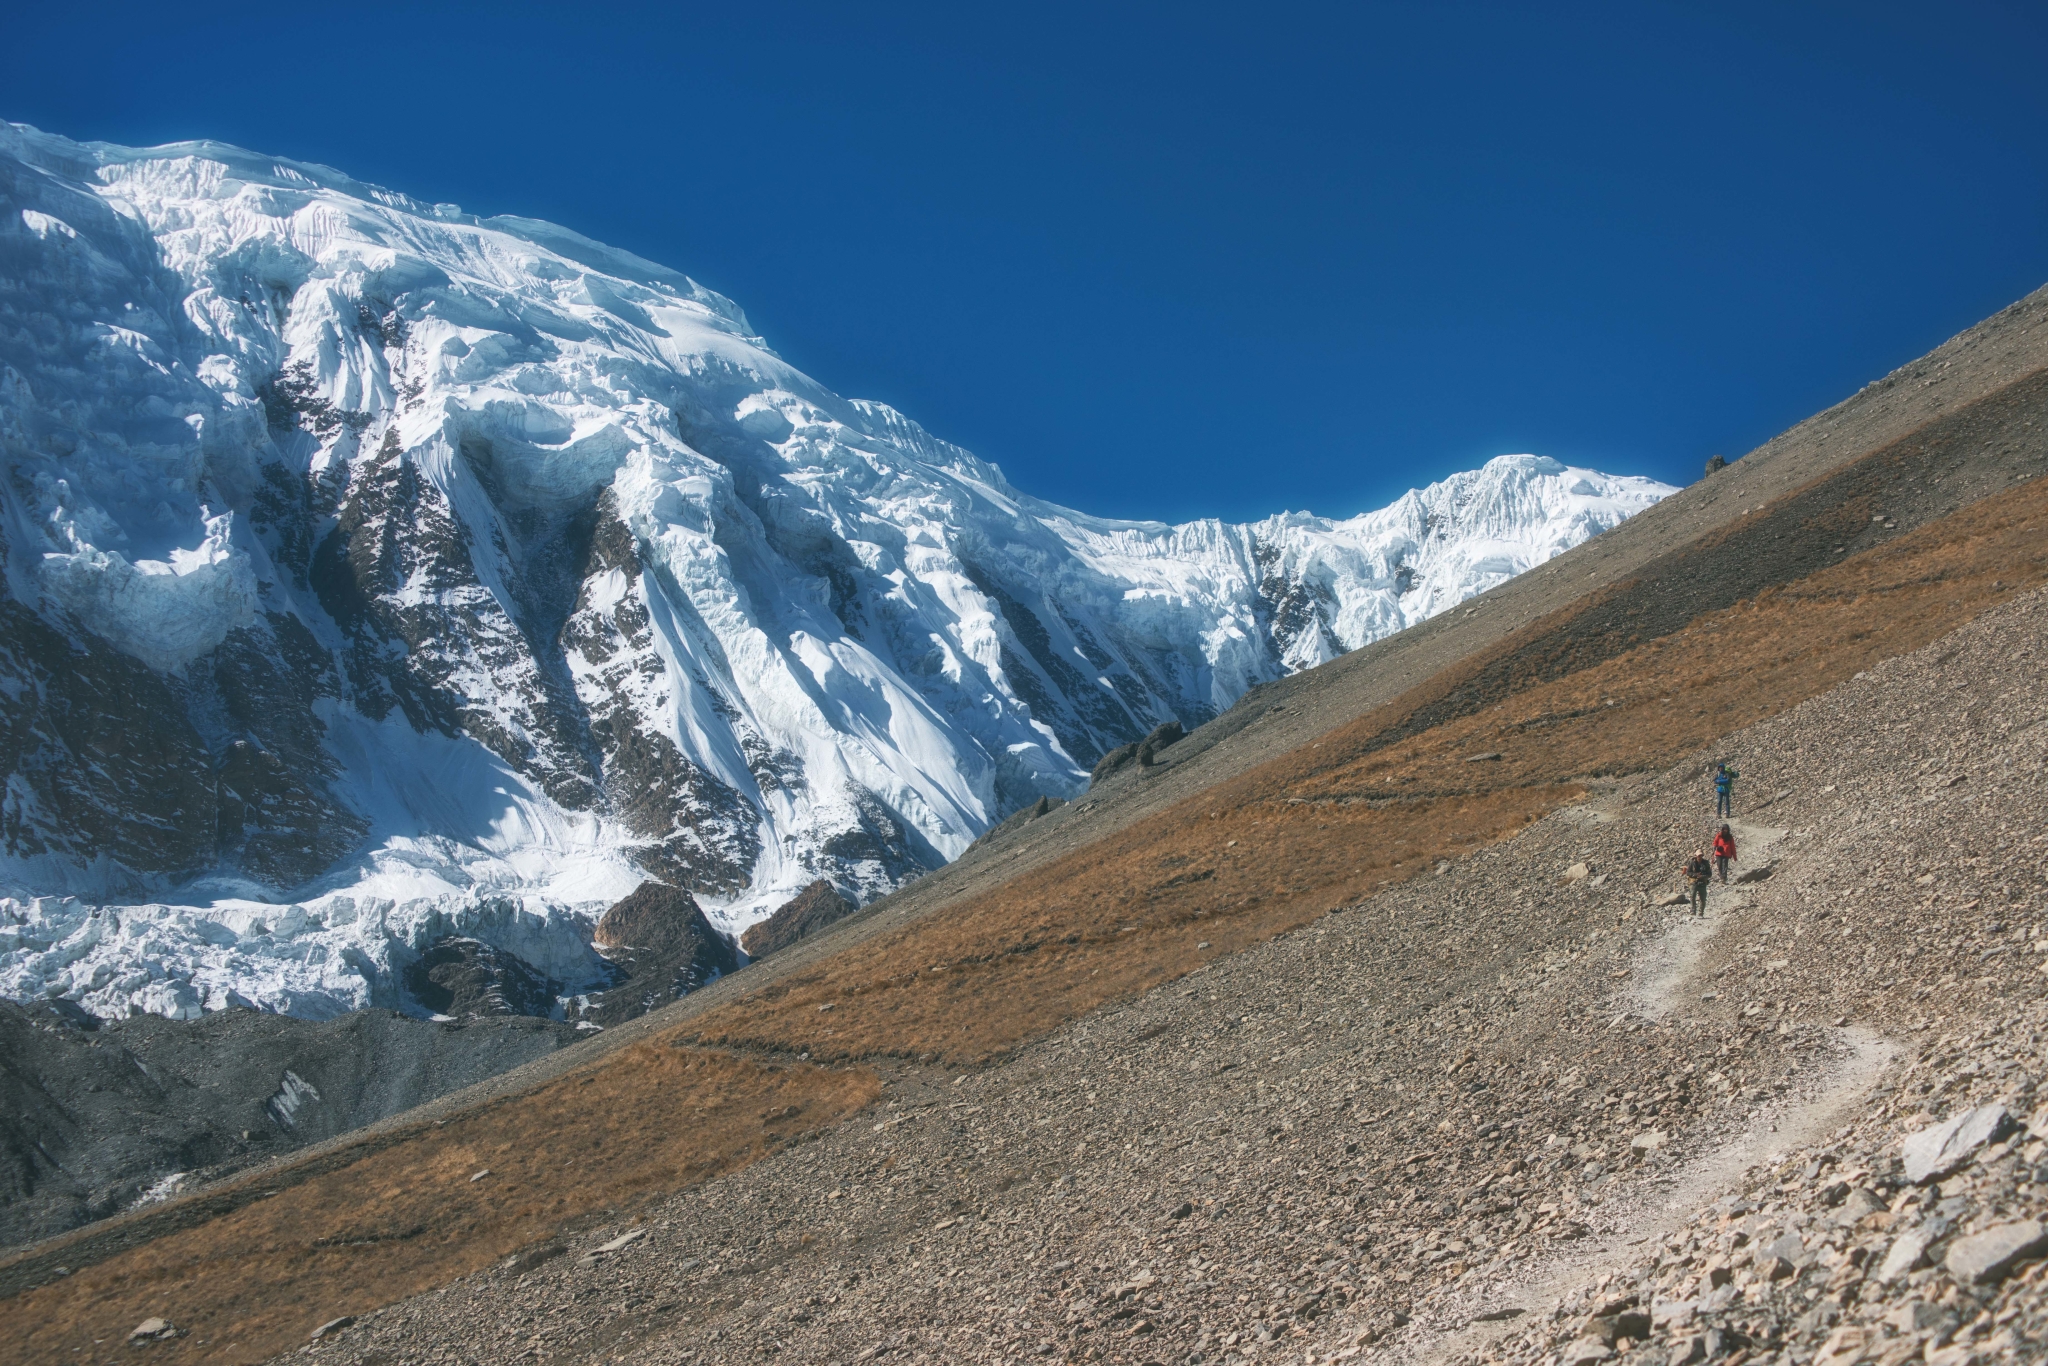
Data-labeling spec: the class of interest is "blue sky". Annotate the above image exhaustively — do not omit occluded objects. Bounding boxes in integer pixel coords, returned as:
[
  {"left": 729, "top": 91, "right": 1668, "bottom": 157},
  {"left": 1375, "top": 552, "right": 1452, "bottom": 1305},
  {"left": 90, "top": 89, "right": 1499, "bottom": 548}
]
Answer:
[{"left": 7, "top": 1, "right": 2045, "bottom": 523}]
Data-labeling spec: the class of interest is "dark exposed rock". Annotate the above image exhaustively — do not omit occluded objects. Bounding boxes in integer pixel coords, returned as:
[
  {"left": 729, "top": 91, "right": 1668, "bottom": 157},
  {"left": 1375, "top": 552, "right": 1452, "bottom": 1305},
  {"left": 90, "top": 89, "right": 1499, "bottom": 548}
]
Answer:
[
  {"left": 0, "top": 593, "right": 218, "bottom": 888},
  {"left": 403, "top": 937, "right": 561, "bottom": 1020},
  {"left": 1136, "top": 720, "right": 1185, "bottom": 765},
  {"left": 561, "top": 496, "right": 762, "bottom": 896},
  {"left": 741, "top": 880, "right": 855, "bottom": 960},
  {"left": 1252, "top": 537, "right": 1344, "bottom": 664},
  {"left": 579, "top": 882, "right": 738, "bottom": 1028},
  {"left": 814, "top": 786, "right": 937, "bottom": 890},
  {"left": 1090, "top": 743, "right": 1140, "bottom": 786},
  {"left": 201, "top": 613, "right": 367, "bottom": 887},
  {"left": 957, "top": 558, "right": 1147, "bottom": 768},
  {"left": 311, "top": 427, "right": 600, "bottom": 814},
  {"left": 0, "top": 999, "right": 578, "bottom": 1248}
]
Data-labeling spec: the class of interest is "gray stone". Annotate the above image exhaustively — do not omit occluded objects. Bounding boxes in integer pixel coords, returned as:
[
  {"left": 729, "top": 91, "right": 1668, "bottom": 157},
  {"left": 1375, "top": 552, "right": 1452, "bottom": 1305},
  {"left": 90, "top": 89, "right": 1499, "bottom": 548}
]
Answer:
[
  {"left": 1885, "top": 1301, "right": 1945, "bottom": 1333},
  {"left": 1833, "top": 1187, "right": 1886, "bottom": 1224},
  {"left": 1761, "top": 1232, "right": 1804, "bottom": 1264},
  {"left": 1559, "top": 1336, "right": 1613, "bottom": 1365},
  {"left": 1944, "top": 1219, "right": 2048, "bottom": 1284},
  {"left": 311, "top": 1316, "right": 356, "bottom": 1341},
  {"left": 128, "top": 1318, "right": 177, "bottom": 1342},
  {"left": 1901, "top": 1104, "right": 2015, "bottom": 1183},
  {"left": 1874, "top": 1229, "right": 1932, "bottom": 1284}
]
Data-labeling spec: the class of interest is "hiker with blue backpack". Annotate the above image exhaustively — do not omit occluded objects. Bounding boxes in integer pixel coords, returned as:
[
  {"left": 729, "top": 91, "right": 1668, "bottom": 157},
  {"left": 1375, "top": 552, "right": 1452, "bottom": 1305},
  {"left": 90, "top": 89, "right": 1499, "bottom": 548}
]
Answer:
[{"left": 1713, "top": 761, "right": 1738, "bottom": 817}]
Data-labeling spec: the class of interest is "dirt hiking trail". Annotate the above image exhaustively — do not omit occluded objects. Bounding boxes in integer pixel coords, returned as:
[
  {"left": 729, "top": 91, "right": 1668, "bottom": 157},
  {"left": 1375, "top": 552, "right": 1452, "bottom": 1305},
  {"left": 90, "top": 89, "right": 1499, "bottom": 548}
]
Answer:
[{"left": 1403, "top": 809, "right": 1893, "bottom": 1366}]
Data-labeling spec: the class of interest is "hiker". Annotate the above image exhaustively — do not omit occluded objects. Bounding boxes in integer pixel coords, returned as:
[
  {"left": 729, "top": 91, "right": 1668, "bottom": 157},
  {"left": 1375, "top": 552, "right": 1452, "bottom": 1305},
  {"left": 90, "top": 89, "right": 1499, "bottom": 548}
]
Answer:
[
  {"left": 1682, "top": 849, "right": 1713, "bottom": 917},
  {"left": 1713, "top": 824, "right": 1738, "bottom": 883},
  {"left": 1713, "top": 761, "right": 1739, "bottom": 817}
]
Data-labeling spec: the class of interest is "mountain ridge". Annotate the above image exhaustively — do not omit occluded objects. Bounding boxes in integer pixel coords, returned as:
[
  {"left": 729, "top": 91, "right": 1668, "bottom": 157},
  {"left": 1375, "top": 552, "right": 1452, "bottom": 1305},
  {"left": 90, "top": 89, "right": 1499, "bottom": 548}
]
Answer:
[{"left": 0, "top": 121, "right": 1667, "bottom": 1022}]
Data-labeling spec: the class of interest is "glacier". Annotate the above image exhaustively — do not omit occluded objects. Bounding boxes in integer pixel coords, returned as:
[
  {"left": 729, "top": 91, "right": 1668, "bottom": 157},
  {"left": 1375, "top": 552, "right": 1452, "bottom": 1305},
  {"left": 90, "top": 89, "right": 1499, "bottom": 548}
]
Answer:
[{"left": 0, "top": 121, "right": 1674, "bottom": 1020}]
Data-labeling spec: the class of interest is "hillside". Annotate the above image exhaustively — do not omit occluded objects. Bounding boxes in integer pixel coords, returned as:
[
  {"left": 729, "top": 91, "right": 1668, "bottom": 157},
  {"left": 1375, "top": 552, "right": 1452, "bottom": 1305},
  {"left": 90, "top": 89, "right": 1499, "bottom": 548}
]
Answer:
[{"left": 0, "top": 276, "right": 2043, "bottom": 1364}]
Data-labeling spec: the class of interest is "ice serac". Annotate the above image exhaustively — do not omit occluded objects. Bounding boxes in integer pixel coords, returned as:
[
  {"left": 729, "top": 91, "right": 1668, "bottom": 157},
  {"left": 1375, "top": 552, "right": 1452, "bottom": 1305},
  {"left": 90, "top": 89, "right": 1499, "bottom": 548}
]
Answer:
[{"left": 0, "top": 121, "right": 1674, "bottom": 1021}]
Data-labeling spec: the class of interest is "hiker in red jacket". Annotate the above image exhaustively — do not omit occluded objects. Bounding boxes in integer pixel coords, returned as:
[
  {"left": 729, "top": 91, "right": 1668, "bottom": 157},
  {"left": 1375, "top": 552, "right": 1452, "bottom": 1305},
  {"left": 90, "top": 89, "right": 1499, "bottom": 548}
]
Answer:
[{"left": 1712, "top": 824, "right": 1737, "bottom": 884}]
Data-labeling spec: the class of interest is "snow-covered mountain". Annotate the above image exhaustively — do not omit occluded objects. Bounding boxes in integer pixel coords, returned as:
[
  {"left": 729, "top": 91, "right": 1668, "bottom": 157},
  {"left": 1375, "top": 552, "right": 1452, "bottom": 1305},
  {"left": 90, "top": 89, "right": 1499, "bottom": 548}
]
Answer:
[{"left": 0, "top": 122, "right": 1674, "bottom": 1020}]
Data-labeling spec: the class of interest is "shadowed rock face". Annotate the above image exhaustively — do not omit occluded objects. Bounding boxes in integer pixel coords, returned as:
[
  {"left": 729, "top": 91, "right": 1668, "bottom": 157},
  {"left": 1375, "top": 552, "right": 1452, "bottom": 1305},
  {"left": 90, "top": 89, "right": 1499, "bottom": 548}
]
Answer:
[
  {"left": 562, "top": 498, "right": 762, "bottom": 896},
  {"left": 0, "top": 998, "right": 578, "bottom": 1249},
  {"left": 739, "top": 880, "right": 855, "bottom": 960},
  {"left": 579, "top": 882, "right": 738, "bottom": 1027},
  {"left": 403, "top": 937, "right": 561, "bottom": 1020},
  {"left": 1087, "top": 719, "right": 1187, "bottom": 786}
]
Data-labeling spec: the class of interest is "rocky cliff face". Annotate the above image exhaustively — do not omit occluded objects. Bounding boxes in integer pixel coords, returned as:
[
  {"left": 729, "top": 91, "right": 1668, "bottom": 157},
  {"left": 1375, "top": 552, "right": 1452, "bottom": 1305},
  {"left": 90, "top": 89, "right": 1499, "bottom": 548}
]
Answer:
[
  {"left": 739, "top": 880, "right": 856, "bottom": 960},
  {"left": 0, "top": 121, "right": 1670, "bottom": 1021}
]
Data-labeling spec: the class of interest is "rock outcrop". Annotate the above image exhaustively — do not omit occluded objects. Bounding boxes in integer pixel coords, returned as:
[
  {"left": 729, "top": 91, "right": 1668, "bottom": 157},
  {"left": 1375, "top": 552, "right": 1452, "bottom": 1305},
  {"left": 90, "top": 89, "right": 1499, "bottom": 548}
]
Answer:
[
  {"left": 739, "top": 880, "right": 855, "bottom": 960},
  {"left": 0, "top": 999, "right": 577, "bottom": 1248},
  {"left": 581, "top": 882, "right": 738, "bottom": 1027},
  {"left": 402, "top": 937, "right": 561, "bottom": 1019}
]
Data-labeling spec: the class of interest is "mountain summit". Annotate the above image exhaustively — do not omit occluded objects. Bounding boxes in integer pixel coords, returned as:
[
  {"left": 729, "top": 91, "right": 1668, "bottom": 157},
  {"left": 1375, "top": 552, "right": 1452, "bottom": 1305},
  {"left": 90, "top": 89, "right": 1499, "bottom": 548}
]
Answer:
[{"left": 0, "top": 123, "right": 1669, "bottom": 1019}]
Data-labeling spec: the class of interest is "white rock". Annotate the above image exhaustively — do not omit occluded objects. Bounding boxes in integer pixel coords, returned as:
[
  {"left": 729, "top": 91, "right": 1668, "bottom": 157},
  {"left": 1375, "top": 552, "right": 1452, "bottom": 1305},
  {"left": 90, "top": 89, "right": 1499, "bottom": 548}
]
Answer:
[
  {"left": 1901, "top": 1104, "right": 2013, "bottom": 1183},
  {"left": 1874, "top": 1229, "right": 1931, "bottom": 1284}
]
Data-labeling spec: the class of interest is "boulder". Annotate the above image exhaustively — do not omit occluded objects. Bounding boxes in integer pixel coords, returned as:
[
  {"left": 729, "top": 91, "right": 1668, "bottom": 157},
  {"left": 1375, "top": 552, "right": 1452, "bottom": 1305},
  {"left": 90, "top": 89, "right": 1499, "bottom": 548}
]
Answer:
[
  {"left": 1135, "top": 720, "right": 1185, "bottom": 765},
  {"left": 403, "top": 937, "right": 559, "bottom": 1019},
  {"left": 1089, "top": 743, "right": 1140, "bottom": 786},
  {"left": 1900, "top": 1103, "right": 2014, "bottom": 1183},
  {"left": 1945, "top": 1220, "right": 2048, "bottom": 1284},
  {"left": 741, "top": 881, "right": 856, "bottom": 960},
  {"left": 1874, "top": 1229, "right": 1931, "bottom": 1283},
  {"left": 580, "top": 882, "right": 738, "bottom": 1027}
]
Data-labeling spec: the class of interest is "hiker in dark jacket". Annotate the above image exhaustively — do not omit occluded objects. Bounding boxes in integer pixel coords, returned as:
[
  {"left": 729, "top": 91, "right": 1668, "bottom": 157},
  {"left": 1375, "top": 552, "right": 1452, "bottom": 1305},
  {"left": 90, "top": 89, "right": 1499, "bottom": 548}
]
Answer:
[
  {"left": 1712, "top": 824, "right": 1737, "bottom": 883},
  {"left": 1714, "top": 762, "right": 1738, "bottom": 817},
  {"left": 1682, "top": 849, "right": 1712, "bottom": 916}
]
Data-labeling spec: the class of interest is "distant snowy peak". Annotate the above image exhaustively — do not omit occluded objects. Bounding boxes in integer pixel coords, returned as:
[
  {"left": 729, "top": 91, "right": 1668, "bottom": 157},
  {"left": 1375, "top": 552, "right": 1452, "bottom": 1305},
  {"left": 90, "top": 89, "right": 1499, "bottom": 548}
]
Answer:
[
  {"left": 1043, "top": 454, "right": 1667, "bottom": 674},
  {"left": 0, "top": 121, "right": 1674, "bottom": 1022}
]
